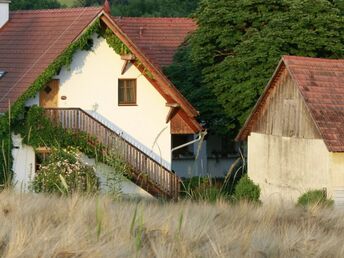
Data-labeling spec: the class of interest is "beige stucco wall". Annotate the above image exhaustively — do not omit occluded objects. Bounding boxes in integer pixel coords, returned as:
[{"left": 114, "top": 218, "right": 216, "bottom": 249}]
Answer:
[
  {"left": 248, "top": 132, "right": 329, "bottom": 203},
  {"left": 328, "top": 153, "right": 344, "bottom": 203}
]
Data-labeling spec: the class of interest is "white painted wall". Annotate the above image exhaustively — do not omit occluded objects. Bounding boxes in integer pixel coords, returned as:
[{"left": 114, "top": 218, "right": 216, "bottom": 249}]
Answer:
[
  {"left": 248, "top": 132, "right": 329, "bottom": 203},
  {"left": 54, "top": 34, "right": 172, "bottom": 169},
  {"left": 0, "top": 1, "right": 10, "bottom": 28},
  {"left": 11, "top": 134, "right": 35, "bottom": 192},
  {"left": 80, "top": 154, "right": 154, "bottom": 199}
]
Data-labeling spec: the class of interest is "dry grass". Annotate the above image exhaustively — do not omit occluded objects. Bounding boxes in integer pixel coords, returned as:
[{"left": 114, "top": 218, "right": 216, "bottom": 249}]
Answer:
[{"left": 0, "top": 192, "right": 344, "bottom": 258}]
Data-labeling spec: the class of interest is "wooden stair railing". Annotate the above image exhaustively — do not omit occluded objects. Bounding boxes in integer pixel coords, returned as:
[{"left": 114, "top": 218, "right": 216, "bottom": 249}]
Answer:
[{"left": 44, "top": 108, "right": 180, "bottom": 200}]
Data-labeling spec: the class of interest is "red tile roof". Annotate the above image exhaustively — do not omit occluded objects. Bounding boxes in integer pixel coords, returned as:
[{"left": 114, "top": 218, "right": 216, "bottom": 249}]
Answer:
[
  {"left": 0, "top": 7, "right": 102, "bottom": 112},
  {"left": 0, "top": 8, "right": 201, "bottom": 131},
  {"left": 284, "top": 56, "right": 344, "bottom": 152},
  {"left": 237, "top": 55, "right": 344, "bottom": 152},
  {"left": 113, "top": 17, "right": 197, "bottom": 69}
]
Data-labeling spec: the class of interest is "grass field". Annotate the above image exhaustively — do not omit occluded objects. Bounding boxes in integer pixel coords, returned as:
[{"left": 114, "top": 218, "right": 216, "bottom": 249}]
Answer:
[{"left": 0, "top": 191, "right": 343, "bottom": 257}]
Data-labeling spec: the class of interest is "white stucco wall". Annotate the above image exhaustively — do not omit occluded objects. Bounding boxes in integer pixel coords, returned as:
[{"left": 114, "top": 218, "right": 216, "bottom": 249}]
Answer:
[
  {"left": 81, "top": 154, "right": 154, "bottom": 199},
  {"left": 11, "top": 134, "right": 35, "bottom": 192},
  {"left": 248, "top": 133, "right": 329, "bottom": 203},
  {"left": 53, "top": 34, "right": 171, "bottom": 168}
]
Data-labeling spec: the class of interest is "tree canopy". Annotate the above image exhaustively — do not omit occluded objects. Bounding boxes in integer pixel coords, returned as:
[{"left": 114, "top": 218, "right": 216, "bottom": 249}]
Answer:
[
  {"left": 166, "top": 0, "right": 344, "bottom": 137},
  {"left": 110, "top": 0, "right": 199, "bottom": 17},
  {"left": 10, "top": 0, "right": 62, "bottom": 10}
]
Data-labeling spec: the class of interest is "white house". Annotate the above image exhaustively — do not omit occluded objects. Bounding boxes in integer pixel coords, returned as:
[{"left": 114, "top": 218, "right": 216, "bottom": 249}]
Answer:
[{"left": 0, "top": 1, "right": 206, "bottom": 198}]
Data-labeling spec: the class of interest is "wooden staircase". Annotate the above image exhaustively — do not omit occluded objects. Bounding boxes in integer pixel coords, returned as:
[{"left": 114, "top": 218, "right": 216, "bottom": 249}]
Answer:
[{"left": 44, "top": 108, "right": 180, "bottom": 200}]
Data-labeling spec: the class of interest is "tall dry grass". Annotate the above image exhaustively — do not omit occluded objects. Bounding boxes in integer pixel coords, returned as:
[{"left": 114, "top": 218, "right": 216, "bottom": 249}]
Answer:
[{"left": 0, "top": 191, "right": 344, "bottom": 258}]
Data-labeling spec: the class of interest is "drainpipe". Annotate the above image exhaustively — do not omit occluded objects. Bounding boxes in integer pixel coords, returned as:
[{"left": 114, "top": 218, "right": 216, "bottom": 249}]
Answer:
[{"left": 171, "top": 130, "right": 207, "bottom": 153}]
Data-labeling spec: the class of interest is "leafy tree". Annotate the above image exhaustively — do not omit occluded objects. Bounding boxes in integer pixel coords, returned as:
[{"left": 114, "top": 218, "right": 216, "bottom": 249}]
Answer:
[
  {"left": 10, "top": 0, "right": 62, "bottom": 10},
  {"left": 164, "top": 45, "right": 229, "bottom": 135},
  {"left": 73, "top": 0, "right": 103, "bottom": 7},
  {"left": 110, "top": 0, "right": 199, "bottom": 17},
  {"left": 168, "top": 0, "right": 344, "bottom": 136}
]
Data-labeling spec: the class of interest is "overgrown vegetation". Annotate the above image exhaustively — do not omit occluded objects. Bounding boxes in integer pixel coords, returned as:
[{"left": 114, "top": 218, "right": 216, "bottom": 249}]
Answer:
[
  {"left": 234, "top": 175, "right": 260, "bottom": 203},
  {"left": 181, "top": 173, "right": 260, "bottom": 203},
  {"left": 32, "top": 147, "right": 99, "bottom": 195},
  {"left": 297, "top": 189, "right": 334, "bottom": 208},
  {"left": 0, "top": 19, "right": 102, "bottom": 184},
  {"left": 10, "top": 0, "right": 62, "bottom": 10},
  {"left": 181, "top": 177, "right": 228, "bottom": 203},
  {"left": 17, "top": 106, "right": 130, "bottom": 195}
]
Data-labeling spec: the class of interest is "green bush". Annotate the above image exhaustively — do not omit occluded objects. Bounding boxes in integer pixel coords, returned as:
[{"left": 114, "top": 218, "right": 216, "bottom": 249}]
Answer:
[
  {"left": 297, "top": 190, "right": 334, "bottom": 208},
  {"left": 234, "top": 175, "right": 260, "bottom": 202},
  {"left": 31, "top": 147, "right": 99, "bottom": 195}
]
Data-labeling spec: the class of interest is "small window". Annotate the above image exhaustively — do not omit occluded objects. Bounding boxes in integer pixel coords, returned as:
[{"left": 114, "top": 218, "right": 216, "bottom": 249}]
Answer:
[{"left": 118, "top": 79, "right": 137, "bottom": 105}]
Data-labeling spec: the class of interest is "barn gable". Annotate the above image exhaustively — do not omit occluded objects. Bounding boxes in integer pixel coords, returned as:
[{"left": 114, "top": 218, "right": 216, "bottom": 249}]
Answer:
[
  {"left": 237, "top": 56, "right": 344, "bottom": 152},
  {"left": 252, "top": 65, "right": 320, "bottom": 139}
]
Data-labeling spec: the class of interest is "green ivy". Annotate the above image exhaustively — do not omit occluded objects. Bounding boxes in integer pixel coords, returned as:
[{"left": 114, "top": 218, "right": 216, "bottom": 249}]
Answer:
[
  {"left": 0, "top": 19, "right": 102, "bottom": 183},
  {"left": 102, "top": 28, "right": 154, "bottom": 79},
  {"left": 16, "top": 106, "right": 131, "bottom": 179},
  {"left": 102, "top": 28, "right": 131, "bottom": 55},
  {"left": 0, "top": 17, "right": 155, "bottom": 185}
]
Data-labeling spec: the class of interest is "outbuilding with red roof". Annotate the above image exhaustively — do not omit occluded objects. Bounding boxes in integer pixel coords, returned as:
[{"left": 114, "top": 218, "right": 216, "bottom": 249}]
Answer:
[{"left": 237, "top": 55, "right": 344, "bottom": 205}]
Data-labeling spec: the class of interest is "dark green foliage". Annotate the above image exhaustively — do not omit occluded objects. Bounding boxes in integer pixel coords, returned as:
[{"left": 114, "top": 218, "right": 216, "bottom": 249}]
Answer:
[
  {"left": 164, "top": 45, "right": 228, "bottom": 135},
  {"left": 297, "top": 190, "right": 334, "bottom": 207},
  {"left": 234, "top": 175, "right": 260, "bottom": 202},
  {"left": 73, "top": 0, "right": 103, "bottom": 7},
  {"left": 15, "top": 106, "right": 103, "bottom": 157},
  {"left": 110, "top": 0, "right": 199, "bottom": 17},
  {"left": 10, "top": 0, "right": 62, "bottom": 10},
  {"left": 168, "top": 0, "right": 344, "bottom": 136}
]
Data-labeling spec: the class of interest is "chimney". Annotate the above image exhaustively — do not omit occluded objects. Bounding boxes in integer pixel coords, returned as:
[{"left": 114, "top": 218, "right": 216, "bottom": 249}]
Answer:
[
  {"left": 104, "top": 0, "right": 110, "bottom": 14},
  {"left": 0, "top": 0, "right": 10, "bottom": 29}
]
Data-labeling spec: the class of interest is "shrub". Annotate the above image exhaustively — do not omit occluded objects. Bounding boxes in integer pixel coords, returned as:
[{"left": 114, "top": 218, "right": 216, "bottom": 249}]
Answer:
[
  {"left": 31, "top": 147, "right": 99, "bottom": 195},
  {"left": 234, "top": 175, "right": 260, "bottom": 202},
  {"left": 297, "top": 190, "right": 334, "bottom": 208}
]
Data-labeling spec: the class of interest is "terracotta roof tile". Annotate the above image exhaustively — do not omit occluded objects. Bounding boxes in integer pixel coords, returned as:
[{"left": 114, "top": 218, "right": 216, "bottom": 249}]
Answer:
[
  {"left": 113, "top": 17, "right": 197, "bottom": 69},
  {"left": 0, "top": 7, "right": 102, "bottom": 112},
  {"left": 283, "top": 56, "right": 344, "bottom": 152},
  {"left": 237, "top": 55, "right": 344, "bottom": 152}
]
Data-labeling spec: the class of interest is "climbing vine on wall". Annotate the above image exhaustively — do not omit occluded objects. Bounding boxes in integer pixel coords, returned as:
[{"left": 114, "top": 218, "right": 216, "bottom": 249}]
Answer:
[
  {"left": 102, "top": 28, "right": 131, "bottom": 55},
  {"left": 0, "top": 18, "right": 155, "bottom": 184},
  {"left": 101, "top": 28, "right": 154, "bottom": 79},
  {"left": 0, "top": 19, "right": 103, "bottom": 183}
]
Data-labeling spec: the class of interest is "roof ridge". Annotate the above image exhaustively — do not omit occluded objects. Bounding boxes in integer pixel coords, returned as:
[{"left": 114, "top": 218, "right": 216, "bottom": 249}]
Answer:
[
  {"left": 283, "top": 55, "right": 344, "bottom": 63},
  {"left": 113, "top": 16, "right": 194, "bottom": 20},
  {"left": 10, "top": 6, "right": 103, "bottom": 14}
]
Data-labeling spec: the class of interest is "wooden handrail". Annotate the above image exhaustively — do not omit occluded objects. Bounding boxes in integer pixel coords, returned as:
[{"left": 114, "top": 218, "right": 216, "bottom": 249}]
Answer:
[{"left": 44, "top": 108, "right": 180, "bottom": 199}]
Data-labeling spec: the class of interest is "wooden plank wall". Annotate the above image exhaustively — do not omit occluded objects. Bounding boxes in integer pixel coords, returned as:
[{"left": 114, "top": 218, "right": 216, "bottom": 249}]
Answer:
[
  {"left": 171, "top": 111, "right": 195, "bottom": 134},
  {"left": 253, "top": 70, "right": 321, "bottom": 139}
]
